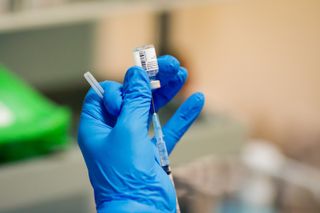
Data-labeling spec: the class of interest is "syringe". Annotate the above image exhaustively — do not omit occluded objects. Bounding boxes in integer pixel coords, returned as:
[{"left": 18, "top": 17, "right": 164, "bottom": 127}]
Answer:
[
  {"left": 133, "top": 44, "right": 180, "bottom": 213},
  {"left": 153, "top": 110, "right": 170, "bottom": 172}
]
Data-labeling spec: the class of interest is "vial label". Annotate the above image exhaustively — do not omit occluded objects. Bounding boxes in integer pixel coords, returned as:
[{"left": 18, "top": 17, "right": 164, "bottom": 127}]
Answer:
[{"left": 133, "top": 46, "right": 159, "bottom": 77}]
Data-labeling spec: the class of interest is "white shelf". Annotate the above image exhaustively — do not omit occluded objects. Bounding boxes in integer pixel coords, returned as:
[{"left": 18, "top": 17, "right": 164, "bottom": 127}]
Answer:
[
  {"left": 0, "top": 147, "right": 95, "bottom": 212},
  {"left": 0, "top": 0, "right": 216, "bottom": 33}
]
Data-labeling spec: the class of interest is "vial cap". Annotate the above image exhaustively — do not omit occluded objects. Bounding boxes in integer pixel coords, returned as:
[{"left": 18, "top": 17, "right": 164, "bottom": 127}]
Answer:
[{"left": 150, "top": 80, "right": 161, "bottom": 89}]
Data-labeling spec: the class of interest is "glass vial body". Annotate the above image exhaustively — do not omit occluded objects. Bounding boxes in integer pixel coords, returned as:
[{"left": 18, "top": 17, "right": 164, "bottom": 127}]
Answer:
[{"left": 133, "top": 44, "right": 161, "bottom": 89}]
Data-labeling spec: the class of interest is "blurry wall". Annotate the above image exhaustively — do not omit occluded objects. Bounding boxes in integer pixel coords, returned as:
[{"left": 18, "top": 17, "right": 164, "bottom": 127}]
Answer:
[
  {"left": 169, "top": 0, "right": 320, "bottom": 161},
  {"left": 92, "top": 0, "right": 320, "bottom": 163},
  {"left": 0, "top": 23, "right": 94, "bottom": 91},
  {"left": 94, "top": 12, "right": 156, "bottom": 80}
]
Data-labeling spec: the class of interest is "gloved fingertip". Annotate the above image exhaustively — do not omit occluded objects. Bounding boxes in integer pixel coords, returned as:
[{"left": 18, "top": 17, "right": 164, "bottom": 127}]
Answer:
[
  {"left": 178, "top": 92, "right": 205, "bottom": 121},
  {"left": 189, "top": 92, "right": 206, "bottom": 109},
  {"left": 192, "top": 92, "right": 205, "bottom": 102},
  {"left": 102, "top": 82, "right": 123, "bottom": 117},
  {"left": 177, "top": 67, "right": 188, "bottom": 82},
  {"left": 158, "top": 55, "right": 180, "bottom": 74},
  {"left": 164, "top": 67, "right": 188, "bottom": 89},
  {"left": 124, "top": 66, "right": 149, "bottom": 85}
]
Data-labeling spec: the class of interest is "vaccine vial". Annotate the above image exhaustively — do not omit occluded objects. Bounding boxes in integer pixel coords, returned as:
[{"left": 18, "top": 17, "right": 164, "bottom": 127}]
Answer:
[{"left": 133, "top": 44, "right": 161, "bottom": 89}]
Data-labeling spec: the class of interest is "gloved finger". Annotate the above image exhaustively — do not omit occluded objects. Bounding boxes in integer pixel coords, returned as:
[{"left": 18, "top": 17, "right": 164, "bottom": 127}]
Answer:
[
  {"left": 103, "top": 81, "right": 122, "bottom": 117},
  {"left": 79, "top": 81, "right": 120, "bottom": 149},
  {"left": 153, "top": 67, "right": 188, "bottom": 112},
  {"left": 156, "top": 55, "right": 180, "bottom": 87},
  {"left": 162, "top": 92, "right": 205, "bottom": 154},
  {"left": 81, "top": 81, "right": 118, "bottom": 128},
  {"left": 117, "top": 66, "right": 152, "bottom": 126}
]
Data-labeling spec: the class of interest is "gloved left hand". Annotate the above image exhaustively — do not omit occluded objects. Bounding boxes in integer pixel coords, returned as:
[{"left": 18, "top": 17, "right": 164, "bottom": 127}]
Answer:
[{"left": 78, "top": 55, "right": 205, "bottom": 212}]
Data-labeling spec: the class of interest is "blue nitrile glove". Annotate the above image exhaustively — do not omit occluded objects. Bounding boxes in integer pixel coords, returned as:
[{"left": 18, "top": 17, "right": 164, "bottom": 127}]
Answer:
[{"left": 78, "top": 55, "right": 205, "bottom": 212}]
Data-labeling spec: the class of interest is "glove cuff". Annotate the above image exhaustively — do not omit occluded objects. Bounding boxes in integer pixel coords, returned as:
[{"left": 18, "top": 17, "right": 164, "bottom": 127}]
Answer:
[{"left": 97, "top": 200, "right": 164, "bottom": 213}]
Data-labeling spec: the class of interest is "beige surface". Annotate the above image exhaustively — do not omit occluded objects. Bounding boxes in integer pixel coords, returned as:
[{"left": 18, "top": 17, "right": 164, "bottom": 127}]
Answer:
[
  {"left": 171, "top": 114, "right": 246, "bottom": 166},
  {"left": 94, "top": 12, "right": 156, "bottom": 80},
  {"left": 169, "top": 0, "right": 320, "bottom": 155},
  {"left": 93, "top": 0, "right": 320, "bottom": 160}
]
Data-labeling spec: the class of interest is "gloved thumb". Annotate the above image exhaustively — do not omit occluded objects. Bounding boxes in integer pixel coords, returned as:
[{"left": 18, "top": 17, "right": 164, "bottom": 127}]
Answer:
[{"left": 117, "top": 66, "right": 151, "bottom": 126}]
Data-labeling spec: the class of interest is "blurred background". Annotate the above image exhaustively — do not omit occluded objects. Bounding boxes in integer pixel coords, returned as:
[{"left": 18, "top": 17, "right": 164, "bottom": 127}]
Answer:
[{"left": 1, "top": 0, "right": 320, "bottom": 212}]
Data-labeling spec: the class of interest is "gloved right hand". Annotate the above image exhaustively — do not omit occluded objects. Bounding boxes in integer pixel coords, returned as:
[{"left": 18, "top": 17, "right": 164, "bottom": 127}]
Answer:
[{"left": 78, "top": 55, "right": 205, "bottom": 212}]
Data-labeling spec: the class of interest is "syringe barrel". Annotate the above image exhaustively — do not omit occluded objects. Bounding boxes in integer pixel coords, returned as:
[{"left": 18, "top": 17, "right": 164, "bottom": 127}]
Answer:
[{"left": 152, "top": 113, "right": 170, "bottom": 167}]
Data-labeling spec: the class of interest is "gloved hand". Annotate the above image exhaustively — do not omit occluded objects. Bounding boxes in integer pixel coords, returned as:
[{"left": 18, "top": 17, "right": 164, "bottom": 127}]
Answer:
[{"left": 78, "top": 55, "right": 205, "bottom": 212}]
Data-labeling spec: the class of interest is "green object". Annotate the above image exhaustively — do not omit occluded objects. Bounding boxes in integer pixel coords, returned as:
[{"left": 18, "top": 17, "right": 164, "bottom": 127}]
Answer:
[{"left": 0, "top": 65, "right": 70, "bottom": 163}]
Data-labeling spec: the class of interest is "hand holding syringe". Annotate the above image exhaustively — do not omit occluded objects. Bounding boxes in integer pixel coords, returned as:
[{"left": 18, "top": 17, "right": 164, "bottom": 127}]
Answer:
[
  {"left": 84, "top": 70, "right": 179, "bottom": 212},
  {"left": 83, "top": 46, "right": 204, "bottom": 212},
  {"left": 84, "top": 47, "right": 180, "bottom": 211},
  {"left": 85, "top": 45, "right": 174, "bottom": 178}
]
